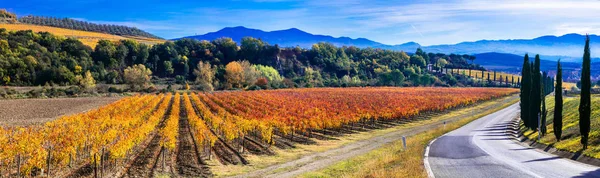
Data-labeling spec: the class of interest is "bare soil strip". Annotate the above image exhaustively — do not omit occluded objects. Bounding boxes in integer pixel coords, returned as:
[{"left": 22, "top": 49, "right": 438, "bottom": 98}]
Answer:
[
  {"left": 175, "top": 95, "right": 212, "bottom": 177},
  {"left": 123, "top": 96, "right": 173, "bottom": 178},
  {"left": 232, "top": 94, "right": 519, "bottom": 178},
  {"left": 0, "top": 97, "right": 121, "bottom": 126}
]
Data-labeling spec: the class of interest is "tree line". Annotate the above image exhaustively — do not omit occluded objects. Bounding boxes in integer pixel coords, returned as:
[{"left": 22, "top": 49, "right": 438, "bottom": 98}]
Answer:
[
  {"left": 0, "top": 9, "right": 161, "bottom": 39},
  {"left": 521, "top": 35, "right": 592, "bottom": 149},
  {"left": 16, "top": 15, "right": 162, "bottom": 39},
  {"left": 0, "top": 28, "right": 485, "bottom": 91}
]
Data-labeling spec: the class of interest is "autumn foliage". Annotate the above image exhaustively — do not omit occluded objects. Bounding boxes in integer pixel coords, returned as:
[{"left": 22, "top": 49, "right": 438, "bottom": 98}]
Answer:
[{"left": 0, "top": 87, "right": 517, "bottom": 176}]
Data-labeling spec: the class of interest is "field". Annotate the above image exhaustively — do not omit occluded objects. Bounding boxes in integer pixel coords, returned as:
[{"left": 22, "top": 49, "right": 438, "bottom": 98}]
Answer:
[
  {"left": 0, "top": 24, "right": 165, "bottom": 48},
  {"left": 0, "top": 97, "right": 121, "bottom": 126},
  {"left": 0, "top": 87, "right": 517, "bottom": 177},
  {"left": 456, "top": 69, "right": 577, "bottom": 89},
  {"left": 522, "top": 94, "right": 600, "bottom": 157},
  {"left": 456, "top": 69, "right": 521, "bottom": 82}
]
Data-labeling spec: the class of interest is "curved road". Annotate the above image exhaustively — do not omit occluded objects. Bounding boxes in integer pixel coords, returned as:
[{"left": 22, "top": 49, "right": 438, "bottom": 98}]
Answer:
[{"left": 427, "top": 103, "right": 600, "bottom": 178}]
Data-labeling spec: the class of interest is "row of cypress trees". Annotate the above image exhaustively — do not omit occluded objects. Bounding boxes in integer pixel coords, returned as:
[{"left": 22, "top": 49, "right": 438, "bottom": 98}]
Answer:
[
  {"left": 522, "top": 35, "right": 592, "bottom": 149},
  {"left": 520, "top": 54, "right": 554, "bottom": 131}
]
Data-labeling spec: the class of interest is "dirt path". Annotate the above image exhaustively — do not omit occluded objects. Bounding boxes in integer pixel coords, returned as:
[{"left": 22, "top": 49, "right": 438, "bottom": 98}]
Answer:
[
  {"left": 175, "top": 95, "right": 212, "bottom": 177},
  {"left": 123, "top": 96, "right": 173, "bottom": 178},
  {"left": 0, "top": 97, "right": 121, "bottom": 126},
  {"left": 232, "top": 94, "right": 519, "bottom": 178}
]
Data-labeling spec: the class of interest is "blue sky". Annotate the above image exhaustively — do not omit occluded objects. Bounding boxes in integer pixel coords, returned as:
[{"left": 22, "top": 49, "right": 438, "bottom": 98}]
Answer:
[{"left": 5, "top": 0, "right": 600, "bottom": 45}]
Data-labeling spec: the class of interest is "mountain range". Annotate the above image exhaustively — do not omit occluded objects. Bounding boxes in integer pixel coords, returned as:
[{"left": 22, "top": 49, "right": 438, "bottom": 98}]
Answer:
[{"left": 177, "top": 26, "right": 599, "bottom": 63}]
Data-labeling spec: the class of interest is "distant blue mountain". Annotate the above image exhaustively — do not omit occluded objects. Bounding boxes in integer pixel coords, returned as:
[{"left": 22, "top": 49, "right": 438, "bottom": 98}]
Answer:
[
  {"left": 418, "top": 34, "right": 600, "bottom": 62},
  {"left": 176, "top": 26, "right": 385, "bottom": 48},
  {"left": 177, "top": 27, "right": 599, "bottom": 62},
  {"left": 473, "top": 52, "right": 580, "bottom": 71},
  {"left": 473, "top": 52, "right": 600, "bottom": 82}
]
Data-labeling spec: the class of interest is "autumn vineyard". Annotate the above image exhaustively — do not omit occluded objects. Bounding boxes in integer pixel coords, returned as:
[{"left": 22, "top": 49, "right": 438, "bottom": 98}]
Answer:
[{"left": 0, "top": 87, "right": 517, "bottom": 177}]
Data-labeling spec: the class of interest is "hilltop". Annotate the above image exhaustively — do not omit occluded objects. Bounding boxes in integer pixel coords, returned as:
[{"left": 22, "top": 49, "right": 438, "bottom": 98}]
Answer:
[{"left": 0, "top": 9, "right": 164, "bottom": 48}]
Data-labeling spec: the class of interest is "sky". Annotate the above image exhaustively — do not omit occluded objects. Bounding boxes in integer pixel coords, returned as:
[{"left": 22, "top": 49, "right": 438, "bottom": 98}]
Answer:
[{"left": 4, "top": 0, "right": 600, "bottom": 46}]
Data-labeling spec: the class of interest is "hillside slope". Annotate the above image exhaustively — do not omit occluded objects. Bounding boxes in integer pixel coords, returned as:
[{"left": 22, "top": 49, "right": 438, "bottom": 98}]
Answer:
[
  {"left": 524, "top": 95, "right": 600, "bottom": 158},
  {"left": 0, "top": 23, "right": 165, "bottom": 48}
]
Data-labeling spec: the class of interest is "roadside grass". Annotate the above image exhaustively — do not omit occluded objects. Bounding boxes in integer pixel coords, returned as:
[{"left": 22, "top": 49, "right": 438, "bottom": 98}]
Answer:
[
  {"left": 521, "top": 94, "right": 600, "bottom": 157},
  {"left": 299, "top": 95, "right": 519, "bottom": 178}
]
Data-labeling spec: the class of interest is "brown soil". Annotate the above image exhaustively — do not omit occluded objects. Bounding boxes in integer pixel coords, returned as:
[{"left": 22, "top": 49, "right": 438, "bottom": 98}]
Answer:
[
  {"left": 0, "top": 97, "right": 121, "bottom": 126},
  {"left": 123, "top": 96, "right": 173, "bottom": 178},
  {"left": 175, "top": 96, "right": 212, "bottom": 177}
]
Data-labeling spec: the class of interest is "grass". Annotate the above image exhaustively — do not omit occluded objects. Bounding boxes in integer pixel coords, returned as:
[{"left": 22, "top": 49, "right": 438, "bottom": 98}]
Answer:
[
  {"left": 299, "top": 95, "right": 519, "bottom": 178},
  {"left": 522, "top": 94, "right": 600, "bottom": 157},
  {"left": 0, "top": 24, "right": 165, "bottom": 48},
  {"left": 207, "top": 94, "right": 518, "bottom": 177}
]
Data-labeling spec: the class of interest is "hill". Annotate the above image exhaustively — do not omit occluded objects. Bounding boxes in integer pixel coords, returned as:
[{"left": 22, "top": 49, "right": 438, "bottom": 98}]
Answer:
[
  {"left": 419, "top": 34, "right": 600, "bottom": 62},
  {"left": 177, "top": 26, "right": 385, "bottom": 48},
  {"left": 0, "top": 24, "right": 165, "bottom": 48},
  {"left": 182, "top": 27, "right": 599, "bottom": 63},
  {"left": 17, "top": 15, "right": 162, "bottom": 39}
]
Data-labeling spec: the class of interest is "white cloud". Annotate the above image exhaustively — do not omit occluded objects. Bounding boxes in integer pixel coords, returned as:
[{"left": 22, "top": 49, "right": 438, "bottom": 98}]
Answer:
[{"left": 107, "top": 0, "right": 600, "bottom": 45}]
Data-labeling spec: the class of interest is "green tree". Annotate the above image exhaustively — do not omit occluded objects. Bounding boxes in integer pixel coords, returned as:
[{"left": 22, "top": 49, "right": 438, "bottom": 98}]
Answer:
[
  {"left": 520, "top": 54, "right": 531, "bottom": 129},
  {"left": 579, "top": 35, "right": 591, "bottom": 149},
  {"left": 410, "top": 55, "right": 426, "bottom": 68},
  {"left": 239, "top": 37, "right": 265, "bottom": 64},
  {"left": 554, "top": 60, "right": 563, "bottom": 141},
  {"left": 530, "top": 55, "right": 541, "bottom": 130},
  {"left": 124, "top": 64, "right": 152, "bottom": 91},
  {"left": 163, "top": 61, "right": 174, "bottom": 77},
  {"left": 254, "top": 64, "right": 283, "bottom": 84},
  {"left": 75, "top": 70, "right": 96, "bottom": 91},
  {"left": 540, "top": 72, "right": 547, "bottom": 136},
  {"left": 212, "top": 37, "right": 238, "bottom": 64}
]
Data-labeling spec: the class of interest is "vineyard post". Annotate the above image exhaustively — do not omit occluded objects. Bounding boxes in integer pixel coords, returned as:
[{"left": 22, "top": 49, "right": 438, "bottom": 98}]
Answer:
[
  {"left": 101, "top": 148, "right": 104, "bottom": 178},
  {"left": 93, "top": 153, "right": 97, "bottom": 178},
  {"left": 161, "top": 146, "right": 166, "bottom": 171},
  {"left": 240, "top": 134, "right": 245, "bottom": 153},
  {"left": 290, "top": 128, "right": 294, "bottom": 142},
  {"left": 16, "top": 154, "right": 20, "bottom": 178},
  {"left": 443, "top": 121, "right": 446, "bottom": 130},
  {"left": 46, "top": 147, "right": 52, "bottom": 177},
  {"left": 207, "top": 143, "right": 212, "bottom": 160},
  {"left": 402, "top": 136, "right": 407, "bottom": 150},
  {"left": 69, "top": 153, "right": 72, "bottom": 168}
]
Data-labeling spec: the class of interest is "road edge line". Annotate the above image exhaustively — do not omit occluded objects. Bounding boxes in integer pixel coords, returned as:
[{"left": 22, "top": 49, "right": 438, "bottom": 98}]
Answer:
[{"left": 424, "top": 137, "right": 438, "bottom": 178}]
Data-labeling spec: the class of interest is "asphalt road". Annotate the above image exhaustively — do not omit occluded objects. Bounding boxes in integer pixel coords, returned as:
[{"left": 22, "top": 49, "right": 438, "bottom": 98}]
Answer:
[{"left": 427, "top": 103, "right": 600, "bottom": 178}]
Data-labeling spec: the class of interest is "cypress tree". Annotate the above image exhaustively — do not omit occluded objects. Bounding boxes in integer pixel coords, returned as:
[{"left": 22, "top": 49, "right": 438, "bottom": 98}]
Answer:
[
  {"left": 554, "top": 60, "right": 563, "bottom": 141},
  {"left": 481, "top": 70, "right": 484, "bottom": 79},
  {"left": 541, "top": 72, "right": 547, "bottom": 135},
  {"left": 580, "top": 35, "right": 591, "bottom": 149},
  {"left": 530, "top": 55, "right": 541, "bottom": 130},
  {"left": 520, "top": 54, "right": 531, "bottom": 128},
  {"left": 493, "top": 71, "right": 497, "bottom": 82},
  {"left": 512, "top": 76, "right": 515, "bottom": 86}
]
